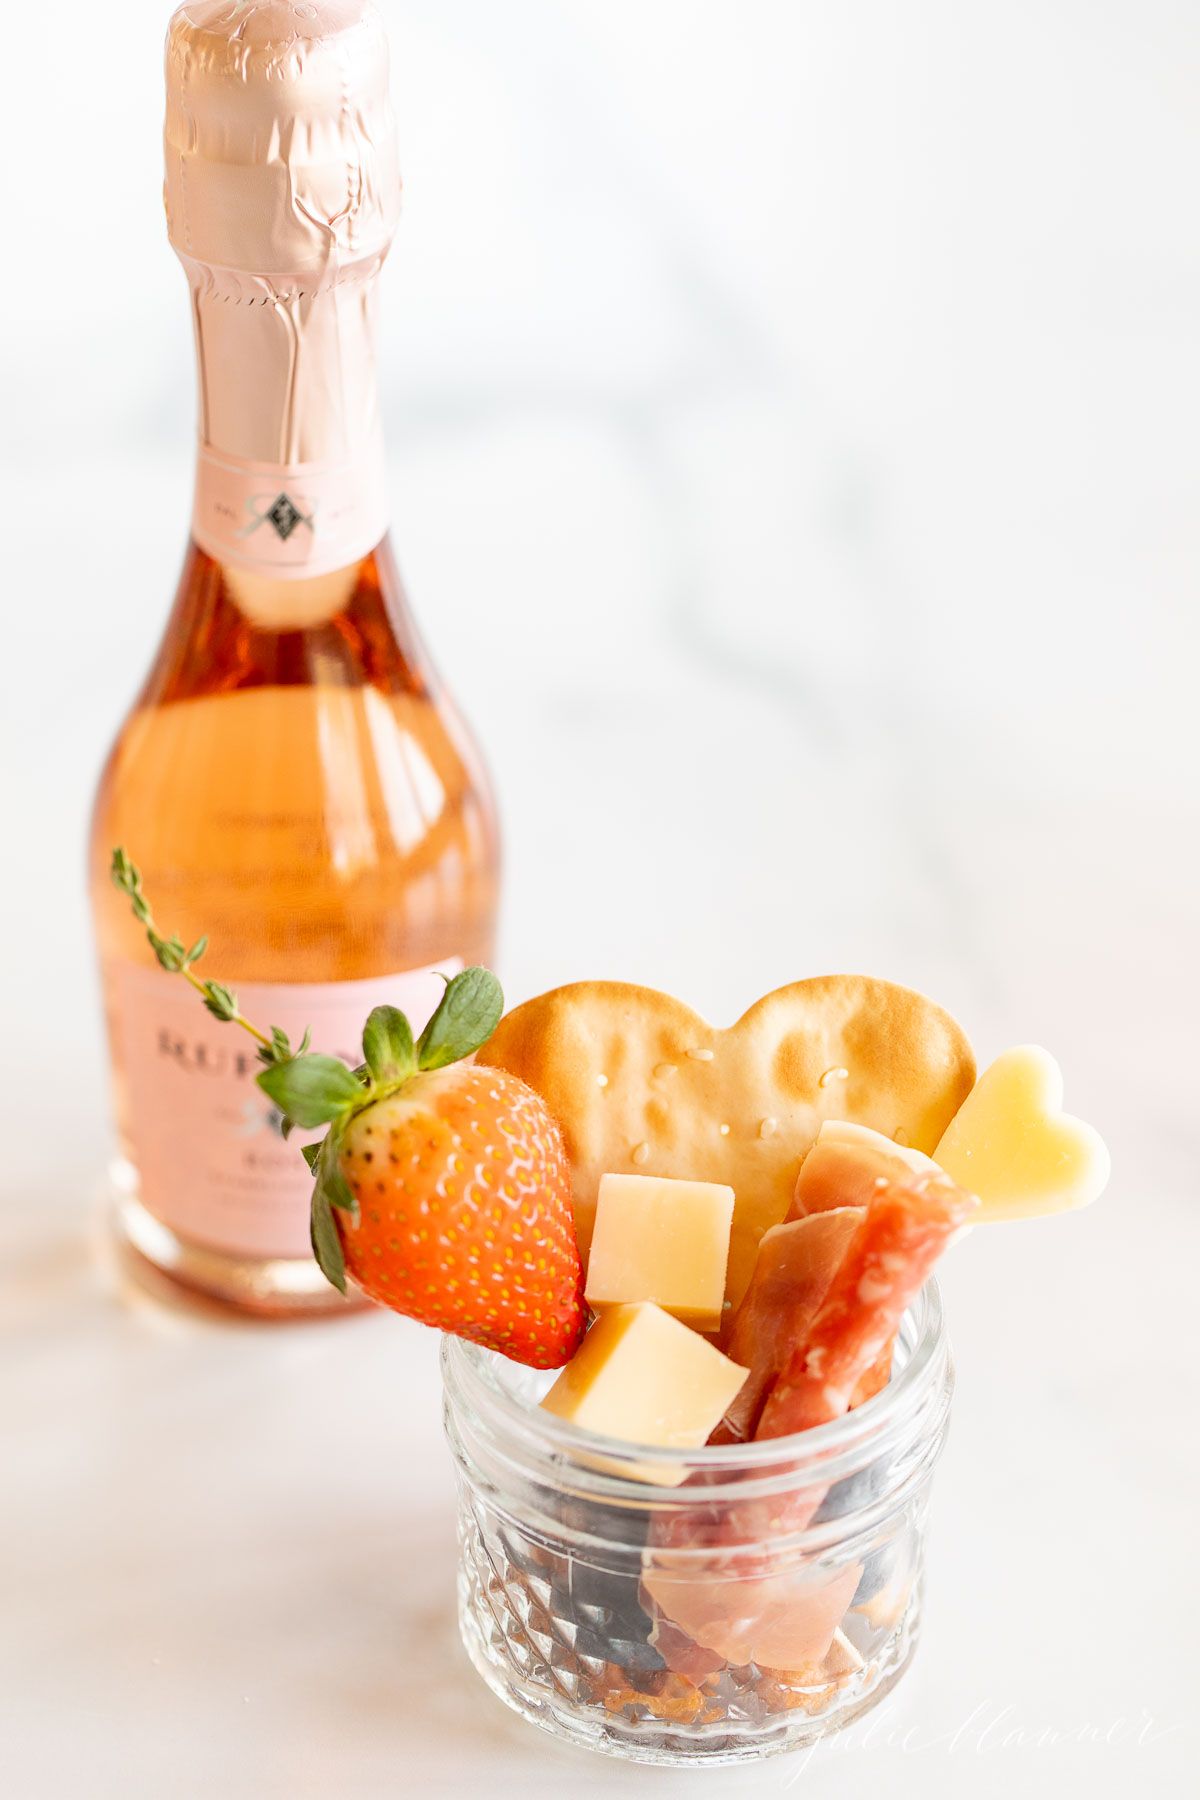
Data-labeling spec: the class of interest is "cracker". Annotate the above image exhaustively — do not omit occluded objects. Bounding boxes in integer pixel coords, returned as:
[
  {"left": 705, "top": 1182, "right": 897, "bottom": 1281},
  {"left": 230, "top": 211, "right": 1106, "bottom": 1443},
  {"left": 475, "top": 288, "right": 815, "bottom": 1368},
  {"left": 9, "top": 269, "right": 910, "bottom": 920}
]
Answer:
[{"left": 478, "top": 976, "right": 975, "bottom": 1305}]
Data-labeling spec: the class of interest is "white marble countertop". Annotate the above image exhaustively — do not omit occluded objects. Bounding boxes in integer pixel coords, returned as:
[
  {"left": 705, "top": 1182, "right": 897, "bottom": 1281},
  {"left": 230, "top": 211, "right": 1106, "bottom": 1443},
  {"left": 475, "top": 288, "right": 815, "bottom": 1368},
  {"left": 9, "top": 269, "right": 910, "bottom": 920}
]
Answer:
[
  {"left": 3, "top": 2, "right": 1198, "bottom": 1792},
  {"left": 4, "top": 432, "right": 1195, "bottom": 1794}
]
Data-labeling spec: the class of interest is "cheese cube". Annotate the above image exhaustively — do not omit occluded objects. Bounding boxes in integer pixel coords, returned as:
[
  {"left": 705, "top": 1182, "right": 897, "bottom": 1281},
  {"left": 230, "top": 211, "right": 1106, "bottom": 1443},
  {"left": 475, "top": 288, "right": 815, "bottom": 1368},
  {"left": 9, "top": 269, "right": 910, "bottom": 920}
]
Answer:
[
  {"left": 585, "top": 1173, "right": 735, "bottom": 1332},
  {"left": 540, "top": 1303, "right": 749, "bottom": 1486}
]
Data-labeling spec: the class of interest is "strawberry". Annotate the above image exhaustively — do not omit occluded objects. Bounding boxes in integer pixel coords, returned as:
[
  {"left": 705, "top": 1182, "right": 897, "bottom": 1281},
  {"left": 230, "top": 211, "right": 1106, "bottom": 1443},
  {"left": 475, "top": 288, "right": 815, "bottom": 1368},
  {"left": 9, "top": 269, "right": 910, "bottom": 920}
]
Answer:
[
  {"left": 332, "top": 1063, "right": 583, "bottom": 1365},
  {"left": 110, "top": 850, "right": 587, "bottom": 1368},
  {"left": 259, "top": 980, "right": 587, "bottom": 1368}
]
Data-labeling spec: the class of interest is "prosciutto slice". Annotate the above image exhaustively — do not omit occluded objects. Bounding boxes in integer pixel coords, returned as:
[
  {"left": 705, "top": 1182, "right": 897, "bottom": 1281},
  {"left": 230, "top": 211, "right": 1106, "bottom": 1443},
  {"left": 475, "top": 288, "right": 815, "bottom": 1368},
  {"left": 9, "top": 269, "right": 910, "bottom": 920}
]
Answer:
[
  {"left": 713, "top": 1208, "right": 864, "bottom": 1443},
  {"left": 757, "top": 1155, "right": 976, "bottom": 1438},
  {"left": 642, "top": 1128, "right": 976, "bottom": 1670},
  {"left": 785, "top": 1120, "right": 939, "bottom": 1222},
  {"left": 784, "top": 1120, "right": 962, "bottom": 1405}
]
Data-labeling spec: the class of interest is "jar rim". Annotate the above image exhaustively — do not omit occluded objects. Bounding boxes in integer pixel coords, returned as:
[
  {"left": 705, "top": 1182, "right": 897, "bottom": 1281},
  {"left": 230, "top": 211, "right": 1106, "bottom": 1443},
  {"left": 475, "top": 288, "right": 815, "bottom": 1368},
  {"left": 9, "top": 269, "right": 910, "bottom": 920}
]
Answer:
[{"left": 442, "top": 1279, "right": 949, "bottom": 1500}]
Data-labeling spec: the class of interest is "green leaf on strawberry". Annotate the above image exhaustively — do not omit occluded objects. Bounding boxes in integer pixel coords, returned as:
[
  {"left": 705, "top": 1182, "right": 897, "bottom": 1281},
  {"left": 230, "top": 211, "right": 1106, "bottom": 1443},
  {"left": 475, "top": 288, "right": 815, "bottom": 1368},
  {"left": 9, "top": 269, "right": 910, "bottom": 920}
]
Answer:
[
  {"left": 298, "top": 1131, "right": 359, "bottom": 1291},
  {"left": 415, "top": 966, "right": 504, "bottom": 1071},
  {"left": 321, "top": 1147, "right": 359, "bottom": 1218},
  {"left": 257, "top": 1054, "right": 365, "bottom": 1128},
  {"left": 361, "top": 1005, "right": 415, "bottom": 1084},
  {"left": 309, "top": 1181, "right": 346, "bottom": 1294}
]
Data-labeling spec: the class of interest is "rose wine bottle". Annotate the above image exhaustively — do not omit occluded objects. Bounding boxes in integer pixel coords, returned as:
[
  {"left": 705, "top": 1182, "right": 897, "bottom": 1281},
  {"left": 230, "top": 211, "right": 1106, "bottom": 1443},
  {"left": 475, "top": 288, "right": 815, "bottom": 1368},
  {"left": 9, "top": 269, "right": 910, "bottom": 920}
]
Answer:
[{"left": 90, "top": 1, "right": 499, "bottom": 1315}]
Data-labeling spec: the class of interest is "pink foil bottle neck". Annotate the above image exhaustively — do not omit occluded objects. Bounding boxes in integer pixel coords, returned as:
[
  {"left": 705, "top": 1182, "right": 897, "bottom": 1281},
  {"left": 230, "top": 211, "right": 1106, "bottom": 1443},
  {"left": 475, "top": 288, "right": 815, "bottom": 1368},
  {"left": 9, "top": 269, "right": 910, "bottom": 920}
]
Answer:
[{"left": 164, "top": 1, "right": 402, "bottom": 577}]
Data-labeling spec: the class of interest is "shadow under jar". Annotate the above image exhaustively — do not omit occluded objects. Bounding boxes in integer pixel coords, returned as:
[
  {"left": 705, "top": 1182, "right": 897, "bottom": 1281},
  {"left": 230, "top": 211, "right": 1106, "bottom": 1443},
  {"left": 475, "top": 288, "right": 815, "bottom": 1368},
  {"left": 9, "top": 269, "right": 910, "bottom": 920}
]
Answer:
[{"left": 442, "top": 1284, "right": 953, "bottom": 1766}]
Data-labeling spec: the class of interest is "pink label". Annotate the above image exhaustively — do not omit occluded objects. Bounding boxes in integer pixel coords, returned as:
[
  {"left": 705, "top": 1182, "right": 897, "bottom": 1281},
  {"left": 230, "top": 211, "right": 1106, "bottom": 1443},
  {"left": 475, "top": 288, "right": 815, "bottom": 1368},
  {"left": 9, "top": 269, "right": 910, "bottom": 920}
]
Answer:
[
  {"left": 192, "top": 440, "right": 389, "bottom": 579},
  {"left": 113, "top": 961, "right": 462, "bottom": 1259}
]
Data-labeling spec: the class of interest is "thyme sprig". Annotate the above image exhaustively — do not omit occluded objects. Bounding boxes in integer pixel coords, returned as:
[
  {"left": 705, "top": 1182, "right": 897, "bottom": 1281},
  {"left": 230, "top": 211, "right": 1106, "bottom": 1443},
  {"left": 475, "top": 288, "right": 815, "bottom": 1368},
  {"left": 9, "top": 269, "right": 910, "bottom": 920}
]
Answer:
[{"left": 108, "top": 847, "right": 503, "bottom": 1294}]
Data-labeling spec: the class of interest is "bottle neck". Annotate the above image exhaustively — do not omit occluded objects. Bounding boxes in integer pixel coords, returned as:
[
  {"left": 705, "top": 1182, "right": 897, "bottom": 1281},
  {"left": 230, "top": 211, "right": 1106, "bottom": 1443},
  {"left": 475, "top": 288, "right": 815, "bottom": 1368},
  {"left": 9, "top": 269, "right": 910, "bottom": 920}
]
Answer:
[{"left": 184, "top": 256, "right": 390, "bottom": 582}]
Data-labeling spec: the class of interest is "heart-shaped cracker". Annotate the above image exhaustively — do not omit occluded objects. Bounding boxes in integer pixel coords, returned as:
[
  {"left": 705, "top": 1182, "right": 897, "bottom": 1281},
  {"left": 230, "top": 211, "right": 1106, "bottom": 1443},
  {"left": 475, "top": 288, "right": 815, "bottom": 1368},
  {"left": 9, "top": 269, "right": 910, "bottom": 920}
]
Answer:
[
  {"left": 933, "top": 1045, "right": 1110, "bottom": 1221},
  {"left": 479, "top": 976, "right": 975, "bottom": 1305}
]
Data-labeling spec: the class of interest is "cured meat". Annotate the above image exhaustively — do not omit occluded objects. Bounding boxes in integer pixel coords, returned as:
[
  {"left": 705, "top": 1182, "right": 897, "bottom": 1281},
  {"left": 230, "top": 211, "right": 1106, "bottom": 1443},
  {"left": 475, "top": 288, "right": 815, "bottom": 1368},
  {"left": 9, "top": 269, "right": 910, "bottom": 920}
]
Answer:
[
  {"left": 784, "top": 1121, "right": 967, "bottom": 1407},
  {"left": 714, "top": 1124, "right": 935, "bottom": 1444},
  {"left": 785, "top": 1119, "right": 938, "bottom": 1222},
  {"left": 643, "top": 1128, "right": 975, "bottom": 1670},
  {"left": 647, "top": 1613, "right": 728, "bottom": 1681},
  {"left": 642, "top": 1552, "right": 861, "bottom": 1673},
  {"left": 713, "top": 1208, "right": 864, "bottom": 1443},
  {"left": 758, "top": 1158, "right": 976, "bottom": 1439}
]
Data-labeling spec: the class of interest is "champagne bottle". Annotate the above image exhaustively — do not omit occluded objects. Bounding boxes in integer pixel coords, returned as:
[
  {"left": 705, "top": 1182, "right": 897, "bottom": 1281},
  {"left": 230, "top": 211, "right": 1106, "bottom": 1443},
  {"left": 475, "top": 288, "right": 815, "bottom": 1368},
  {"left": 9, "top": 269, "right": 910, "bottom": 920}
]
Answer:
[{"left": 89, "top": 1, "right": 500, "bottom": 1314}]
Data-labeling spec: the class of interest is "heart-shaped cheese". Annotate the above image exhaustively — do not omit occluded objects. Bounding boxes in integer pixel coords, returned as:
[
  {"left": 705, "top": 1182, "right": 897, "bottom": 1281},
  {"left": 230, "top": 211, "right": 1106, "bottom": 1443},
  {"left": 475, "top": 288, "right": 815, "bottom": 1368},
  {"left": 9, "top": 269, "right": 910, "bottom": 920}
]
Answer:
[
  {"left": 479, "top": 976, "right": 975, "bottom": 1305},
  {"left": 933, "top": 1045, "right": 1110, "bottom": 1221}
]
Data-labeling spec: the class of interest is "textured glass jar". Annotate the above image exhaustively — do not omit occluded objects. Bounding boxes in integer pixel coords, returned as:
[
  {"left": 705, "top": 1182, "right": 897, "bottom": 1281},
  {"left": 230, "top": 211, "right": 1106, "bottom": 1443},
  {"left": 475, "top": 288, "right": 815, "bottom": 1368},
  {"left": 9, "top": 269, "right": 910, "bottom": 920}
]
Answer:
[{"left": 442, "top": 1285, "right": 953, "bottom": 1765}]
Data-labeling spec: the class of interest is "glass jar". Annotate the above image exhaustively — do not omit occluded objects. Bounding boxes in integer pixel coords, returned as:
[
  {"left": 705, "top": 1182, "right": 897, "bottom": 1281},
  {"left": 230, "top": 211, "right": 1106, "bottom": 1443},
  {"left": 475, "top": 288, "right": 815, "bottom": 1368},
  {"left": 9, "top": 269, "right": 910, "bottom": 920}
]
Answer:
[{"left": 442, "top": 1283, "right": 953, "bottom": 1765}]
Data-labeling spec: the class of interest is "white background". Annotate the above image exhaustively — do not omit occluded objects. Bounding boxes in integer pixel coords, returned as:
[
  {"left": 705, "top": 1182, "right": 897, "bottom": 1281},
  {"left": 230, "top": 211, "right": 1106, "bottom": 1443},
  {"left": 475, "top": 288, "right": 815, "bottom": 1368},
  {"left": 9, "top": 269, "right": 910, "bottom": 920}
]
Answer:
[{"left": 1, "top": 2, "right": 1197, "bottom": 1795}]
